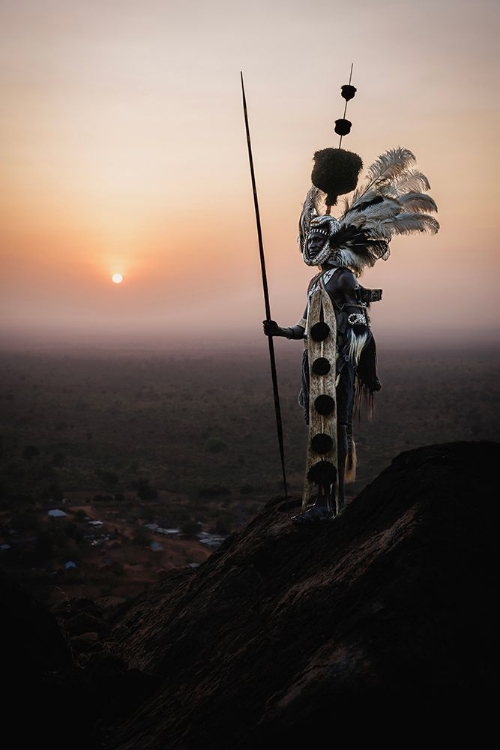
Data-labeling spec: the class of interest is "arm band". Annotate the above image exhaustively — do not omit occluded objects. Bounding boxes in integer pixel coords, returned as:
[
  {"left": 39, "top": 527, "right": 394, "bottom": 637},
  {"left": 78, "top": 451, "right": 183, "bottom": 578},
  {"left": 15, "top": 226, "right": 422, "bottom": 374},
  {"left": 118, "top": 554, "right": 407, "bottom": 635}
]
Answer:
[
  {"left": 285, "top": 325, "right": 306, "bottom": 340},
  {"left": 347, "top": 312, "right": 367, "bottom": 326}
]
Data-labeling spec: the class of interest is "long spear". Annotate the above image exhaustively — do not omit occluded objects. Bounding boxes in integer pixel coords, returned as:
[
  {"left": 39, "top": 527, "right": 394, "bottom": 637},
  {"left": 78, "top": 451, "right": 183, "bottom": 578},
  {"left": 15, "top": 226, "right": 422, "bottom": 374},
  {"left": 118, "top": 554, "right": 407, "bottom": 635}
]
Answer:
[{"left": 240, "top": 72, "right": 288, "bottom": 501}]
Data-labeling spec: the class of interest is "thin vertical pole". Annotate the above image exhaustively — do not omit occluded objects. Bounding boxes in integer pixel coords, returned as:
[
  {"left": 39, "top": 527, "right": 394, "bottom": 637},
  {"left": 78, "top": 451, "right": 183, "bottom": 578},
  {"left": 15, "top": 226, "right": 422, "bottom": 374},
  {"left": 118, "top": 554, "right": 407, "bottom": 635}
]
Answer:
[{"left": 240, "top": 72, "right": 288, "bottom": 500}]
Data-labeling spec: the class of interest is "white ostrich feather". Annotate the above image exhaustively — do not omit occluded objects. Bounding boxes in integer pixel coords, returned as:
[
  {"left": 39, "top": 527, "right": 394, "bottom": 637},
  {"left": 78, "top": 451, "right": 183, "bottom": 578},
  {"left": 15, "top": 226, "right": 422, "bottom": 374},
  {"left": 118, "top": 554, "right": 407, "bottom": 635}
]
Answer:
[
  {"left": 398, "top": 192, "right": 438, "bottom": 214},
  {"left": 383, "top": 169, "right": 431, "bottom": 196},
  {"left": 349, "top": 161, "right": 429, "bottom": 209},
  {"left": 346, "top": 187, "right": 385, "bottom": 211},
  {"left": 363, "top": 147, "right": 416, "bottom": 189},
  {"left": 353, "top": 197, "right": 402, "bottom": 222},
  {"left": 340, "top": 212, "right": 367, "bottom": 229},
  {"left": 384, "top": 212, "right": 440, "bottom": 236}
]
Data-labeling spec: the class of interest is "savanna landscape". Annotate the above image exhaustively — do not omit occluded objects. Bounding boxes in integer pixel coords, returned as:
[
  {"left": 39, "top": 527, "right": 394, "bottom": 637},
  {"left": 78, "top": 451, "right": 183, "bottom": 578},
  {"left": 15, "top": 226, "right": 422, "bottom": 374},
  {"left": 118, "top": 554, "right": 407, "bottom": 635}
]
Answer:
[{"left": 1, "top": 341, "right": 499, "bottom": 607}]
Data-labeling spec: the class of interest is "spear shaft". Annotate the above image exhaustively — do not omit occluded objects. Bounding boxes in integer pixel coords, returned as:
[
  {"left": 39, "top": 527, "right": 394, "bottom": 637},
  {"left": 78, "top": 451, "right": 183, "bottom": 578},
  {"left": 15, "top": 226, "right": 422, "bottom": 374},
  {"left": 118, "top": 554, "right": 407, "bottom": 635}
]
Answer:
[{"left": 240, "top": 72, "right": 288, "bottom": 500}]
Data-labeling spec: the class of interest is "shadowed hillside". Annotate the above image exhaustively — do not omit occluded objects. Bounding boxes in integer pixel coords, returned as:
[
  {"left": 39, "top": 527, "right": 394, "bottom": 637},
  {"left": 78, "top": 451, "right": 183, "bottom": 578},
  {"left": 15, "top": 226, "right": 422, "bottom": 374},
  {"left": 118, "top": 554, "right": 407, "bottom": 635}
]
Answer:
[{"left": 2, "top": 440, "right": 498, "bottom": 748}]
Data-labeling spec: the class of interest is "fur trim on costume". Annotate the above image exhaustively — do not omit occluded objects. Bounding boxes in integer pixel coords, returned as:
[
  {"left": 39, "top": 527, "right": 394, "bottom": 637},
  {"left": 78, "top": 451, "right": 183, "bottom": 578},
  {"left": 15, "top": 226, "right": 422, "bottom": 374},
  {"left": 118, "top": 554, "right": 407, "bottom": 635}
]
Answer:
[
  {"left": 345, "top": 440, "right": 357, "bottom": 483},
  {"left": 347, "top": 327, "right": 370, "bottom": 366}
]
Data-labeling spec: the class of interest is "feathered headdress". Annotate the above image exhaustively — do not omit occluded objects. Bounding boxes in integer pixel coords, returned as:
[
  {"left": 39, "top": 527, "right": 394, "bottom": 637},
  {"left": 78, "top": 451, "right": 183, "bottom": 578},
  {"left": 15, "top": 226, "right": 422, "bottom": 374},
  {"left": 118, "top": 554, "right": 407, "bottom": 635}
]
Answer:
[{"left": 299, "top": 146, "right": 439, "bottom": 273}]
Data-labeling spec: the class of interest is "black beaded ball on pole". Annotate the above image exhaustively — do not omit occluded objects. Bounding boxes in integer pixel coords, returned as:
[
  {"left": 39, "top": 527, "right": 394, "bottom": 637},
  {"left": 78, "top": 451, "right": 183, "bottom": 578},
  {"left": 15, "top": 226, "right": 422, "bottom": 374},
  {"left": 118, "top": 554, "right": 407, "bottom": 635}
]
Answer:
[
  {"left": 309, "top": 65, "right": 362, "bottom": 206},
  {"left": 337, "top": 66, "right": 357, "bottom": 147}
]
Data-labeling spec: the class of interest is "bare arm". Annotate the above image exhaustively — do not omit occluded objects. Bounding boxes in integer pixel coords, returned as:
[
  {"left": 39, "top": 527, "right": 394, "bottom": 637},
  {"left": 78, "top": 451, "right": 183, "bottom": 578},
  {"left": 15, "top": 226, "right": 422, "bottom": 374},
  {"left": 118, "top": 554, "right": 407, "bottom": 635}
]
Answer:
[
  {"left": 327, "top": 268, "right": 369, "bottom": 331},
  {"left": 263, "top": 320, "right": 305, "bottom": 339}
]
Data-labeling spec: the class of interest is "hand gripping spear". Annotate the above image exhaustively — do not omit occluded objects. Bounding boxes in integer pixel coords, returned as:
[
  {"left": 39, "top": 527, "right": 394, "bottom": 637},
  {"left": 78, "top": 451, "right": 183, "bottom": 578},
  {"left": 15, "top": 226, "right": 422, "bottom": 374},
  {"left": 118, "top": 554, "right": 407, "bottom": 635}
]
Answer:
[{"left": 240, "top": 72, "right": 288, "bottom": 503}]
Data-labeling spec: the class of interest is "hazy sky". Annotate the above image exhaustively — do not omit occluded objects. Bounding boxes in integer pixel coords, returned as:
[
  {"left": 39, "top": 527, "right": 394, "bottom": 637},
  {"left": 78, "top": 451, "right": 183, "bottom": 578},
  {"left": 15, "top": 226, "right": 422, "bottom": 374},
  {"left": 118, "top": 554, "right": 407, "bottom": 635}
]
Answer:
[{"left": 1, "top": 0, "right": 499, "bottom": 350}]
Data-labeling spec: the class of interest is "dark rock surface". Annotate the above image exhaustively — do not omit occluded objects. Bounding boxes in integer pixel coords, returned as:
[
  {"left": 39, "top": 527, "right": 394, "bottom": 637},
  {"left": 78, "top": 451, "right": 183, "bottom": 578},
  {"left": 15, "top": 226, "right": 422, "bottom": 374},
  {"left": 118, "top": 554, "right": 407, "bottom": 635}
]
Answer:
[{"left": 2, "top": 441, "right": 498, "bottom": 748}]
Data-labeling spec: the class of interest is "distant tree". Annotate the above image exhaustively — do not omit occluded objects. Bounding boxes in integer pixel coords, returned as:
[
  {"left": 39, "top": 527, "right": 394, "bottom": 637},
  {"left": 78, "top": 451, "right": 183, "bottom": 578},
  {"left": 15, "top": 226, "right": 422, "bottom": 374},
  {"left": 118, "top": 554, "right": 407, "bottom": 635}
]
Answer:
[
  {"left": 199, "top": 484, "right": 231, "bottom": 498},
  {"left": 36, "top": 463, "right": 54, "bottom": 479},
  {"left": 213, "top": 518, "right": 231, "bottom": 535},
  {"left": 92, "top": 494, "right": 114, "bottom": 503},
  {"left": 64, "top": 521, "right": 84, "bottom": 543},
  {"left": 160, "top": 507, "right": 191, "bottom": 527},
  {"left": 139, "top": 505, "right": 156, "bottom": 522},
  {"left": 97, "top": 469, "right": 119, "bottom": 490},
  {"left": 33, "top": 530, "right": 55, "bottom": 563},
  {"left": 180, "top": 520, "right": 202, "bottom": 538},
  {"left": 204, "top": 437, "right": 228, "bottom": 453},
  {"left": 132, "top": 525, "right": 151, "bottom": 547},
  {"left": 22, "top": 445, "right": 39, "bottom": 461},
  {"left": 136, "top": 480, "right": 158, "bottom": 501},
  {"left": 41, "top": 482, "right": 64, "bottom": 503},
  {"left": 5, "top": 463, "right": 26, "bottom": 479},
  {"left": 11, "top": 511, "right": 40, "bottom": 531},
  {"left": 111, "top": 563, "right": 126, "bottom": 577}
]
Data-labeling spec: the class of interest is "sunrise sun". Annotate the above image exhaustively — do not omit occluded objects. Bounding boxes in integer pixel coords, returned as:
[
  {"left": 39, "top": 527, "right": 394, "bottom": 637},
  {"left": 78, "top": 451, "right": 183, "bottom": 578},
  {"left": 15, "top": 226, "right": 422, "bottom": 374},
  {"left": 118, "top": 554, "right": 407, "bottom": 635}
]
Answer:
[{"left": 112, "top": 273, "right": 123, "bottom": 284}]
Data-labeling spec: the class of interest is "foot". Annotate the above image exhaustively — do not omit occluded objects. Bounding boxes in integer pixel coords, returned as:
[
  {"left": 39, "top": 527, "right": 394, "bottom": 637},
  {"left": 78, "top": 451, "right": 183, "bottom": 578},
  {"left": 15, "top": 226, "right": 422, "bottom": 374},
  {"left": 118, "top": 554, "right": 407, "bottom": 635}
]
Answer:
[{"left": 291, "top": 504, "right": 334, "bottom": 524}]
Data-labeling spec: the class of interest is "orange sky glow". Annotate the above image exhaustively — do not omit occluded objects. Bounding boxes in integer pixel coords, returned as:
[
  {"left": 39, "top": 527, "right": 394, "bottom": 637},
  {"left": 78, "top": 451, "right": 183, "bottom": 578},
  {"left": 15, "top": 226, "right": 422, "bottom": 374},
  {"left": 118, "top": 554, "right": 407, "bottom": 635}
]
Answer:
[{"left": 1, "top": 0, "right": 499, "bottom": 352}]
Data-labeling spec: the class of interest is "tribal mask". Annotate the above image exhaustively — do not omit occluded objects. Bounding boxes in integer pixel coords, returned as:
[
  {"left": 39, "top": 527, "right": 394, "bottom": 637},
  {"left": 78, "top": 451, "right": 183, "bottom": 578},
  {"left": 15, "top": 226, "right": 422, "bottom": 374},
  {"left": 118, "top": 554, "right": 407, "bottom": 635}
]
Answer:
[{"left": 302, "top": 214, "right": 341, "bottom": 267}]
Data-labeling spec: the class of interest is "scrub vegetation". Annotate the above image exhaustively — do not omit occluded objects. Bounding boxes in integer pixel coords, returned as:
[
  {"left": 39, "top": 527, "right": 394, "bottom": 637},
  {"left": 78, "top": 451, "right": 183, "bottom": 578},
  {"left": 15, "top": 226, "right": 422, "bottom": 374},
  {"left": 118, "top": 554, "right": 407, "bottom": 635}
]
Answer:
[{"left": 0, "top": 343, "right": 498, "bottom": 604}]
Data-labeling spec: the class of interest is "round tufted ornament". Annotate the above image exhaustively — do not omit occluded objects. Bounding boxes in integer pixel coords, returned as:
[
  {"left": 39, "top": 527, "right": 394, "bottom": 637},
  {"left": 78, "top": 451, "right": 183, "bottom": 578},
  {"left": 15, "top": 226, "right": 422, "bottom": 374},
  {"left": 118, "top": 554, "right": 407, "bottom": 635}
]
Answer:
[
  {"left": 311, "top": 357, "right": 331, "bottom": 376},
  {"left": 314, "top": 394, "right": 335, "bottom": 415},
  {"left": 307, "top": 460, "right": 337, "bottom": 484},
  {"left": 310, "top": 322, "right": 330, "bottom": 342},
  {"left": 311, "top": 433, "right": 334, "bottom": 454},
  {"left": 311, "top": 148, "right": 363, "bottom": 206}
]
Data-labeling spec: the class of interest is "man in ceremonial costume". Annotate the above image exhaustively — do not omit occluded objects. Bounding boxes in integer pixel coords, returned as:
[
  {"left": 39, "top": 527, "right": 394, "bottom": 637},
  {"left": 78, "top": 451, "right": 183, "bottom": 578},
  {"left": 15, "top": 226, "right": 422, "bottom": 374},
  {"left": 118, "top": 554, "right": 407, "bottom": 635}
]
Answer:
[{"left": 264, "top": 145, "right": 439, "bottom": 524}]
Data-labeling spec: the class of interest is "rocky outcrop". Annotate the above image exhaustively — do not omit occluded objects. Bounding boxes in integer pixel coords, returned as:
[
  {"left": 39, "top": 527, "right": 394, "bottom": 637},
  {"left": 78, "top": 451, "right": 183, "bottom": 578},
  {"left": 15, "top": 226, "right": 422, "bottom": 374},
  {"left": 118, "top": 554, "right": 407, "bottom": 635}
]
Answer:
[{"left": 2, "top": 441, "right": 498, "bottom": 748}]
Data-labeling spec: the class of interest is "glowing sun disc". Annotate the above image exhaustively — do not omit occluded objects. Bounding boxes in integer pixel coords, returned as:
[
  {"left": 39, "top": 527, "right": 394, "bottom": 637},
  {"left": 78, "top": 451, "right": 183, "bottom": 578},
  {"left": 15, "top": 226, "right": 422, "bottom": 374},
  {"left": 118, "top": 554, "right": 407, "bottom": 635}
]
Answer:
[{"left": 112, "top": 273, "right": 123, "bottom": 284}]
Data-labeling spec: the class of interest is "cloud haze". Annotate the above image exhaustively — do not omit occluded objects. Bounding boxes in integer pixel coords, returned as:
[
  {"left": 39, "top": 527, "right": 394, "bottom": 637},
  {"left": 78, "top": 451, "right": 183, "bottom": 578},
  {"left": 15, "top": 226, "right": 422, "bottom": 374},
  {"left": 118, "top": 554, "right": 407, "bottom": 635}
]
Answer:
[{"left": 1, "top": 0, "right": 499, "bottom": 350}]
